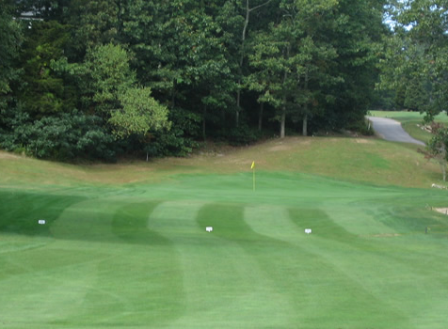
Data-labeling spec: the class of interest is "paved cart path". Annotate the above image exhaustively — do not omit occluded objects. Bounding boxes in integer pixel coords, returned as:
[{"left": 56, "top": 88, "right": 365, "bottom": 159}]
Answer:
[{"left": 367, "top": 116, "right": 425, "bottom": 146}]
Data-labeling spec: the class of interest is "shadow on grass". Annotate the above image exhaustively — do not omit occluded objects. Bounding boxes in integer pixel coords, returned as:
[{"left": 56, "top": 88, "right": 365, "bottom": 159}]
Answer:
[{"left": 0, "top": 189, "right": 86, "bottom": 237}]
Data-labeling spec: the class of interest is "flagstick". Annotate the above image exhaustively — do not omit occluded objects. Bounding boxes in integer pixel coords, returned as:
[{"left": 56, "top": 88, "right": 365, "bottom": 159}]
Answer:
[
  {"left": 253, "top": 168, "right": 255, "bottom": 191},
  {"left": 250, "top": 161, "right": 256, "bottom": 191}
]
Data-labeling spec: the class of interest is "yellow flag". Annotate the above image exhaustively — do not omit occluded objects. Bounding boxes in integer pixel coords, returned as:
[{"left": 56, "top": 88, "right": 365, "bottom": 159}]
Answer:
[{"left": 251, "top": 161, "right": 255, "bottom": 169}]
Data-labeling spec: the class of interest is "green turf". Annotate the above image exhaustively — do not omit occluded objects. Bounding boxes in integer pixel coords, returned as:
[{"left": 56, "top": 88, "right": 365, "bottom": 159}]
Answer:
[{"left": 1, "top": 172, "right": 448, "bottom": 328}]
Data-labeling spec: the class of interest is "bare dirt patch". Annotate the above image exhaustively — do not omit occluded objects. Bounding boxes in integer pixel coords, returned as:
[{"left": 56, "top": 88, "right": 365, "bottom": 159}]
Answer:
[
  {"left": 0, "top": 152, "right": 21, "bottom": 160},
  {"left": 354, "top": 139, "right": 372, "bottom": 144},
  {"left": 269, "top": 144, "right": 291, "bottom": 152},
  {"left": 434, "top": 208, "right": 448, "bottom": 215},
  {"left": 268, "top": 138, "right": 311, "bottom": 152}
]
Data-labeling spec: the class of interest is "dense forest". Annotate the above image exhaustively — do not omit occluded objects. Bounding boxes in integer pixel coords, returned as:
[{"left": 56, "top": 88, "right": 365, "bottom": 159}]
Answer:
[{"left": 1, "top": 0, "right": 447, "bottom": 161}]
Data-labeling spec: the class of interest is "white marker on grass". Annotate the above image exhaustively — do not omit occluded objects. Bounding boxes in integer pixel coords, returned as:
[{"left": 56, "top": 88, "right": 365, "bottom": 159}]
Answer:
[
  {"left": 305, "top": 228, "right": 312, "bottom": 234},
  {"left": 38, "top": 219, "right": 46, "bottom": 225},
  {"left": 206, "top": 226, "right": 213, "bottom": 232}
]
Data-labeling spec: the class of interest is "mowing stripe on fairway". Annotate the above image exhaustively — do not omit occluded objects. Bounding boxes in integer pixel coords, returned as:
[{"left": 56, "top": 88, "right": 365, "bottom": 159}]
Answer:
[
  {"left": 148, "top": 201, "right": 295, "bottom": 328},
  {"left": 243, "top": 205, "right": 416, "bottom": 327},
  {"left": 0, "top": 197, "right": 185, "bottom": 328},
  {"left": 2, "top": 170, "right": 448, "bottom": 328},
  {"left": 0, "top": 261, "right": 98, "bottom": 324},
  {"left": 323, "top": 203, "right": 398, "bottom": 237},
  {"left": 196, "top": 203, "right": 298, "bottom": 327},
  {"left": 244, "top": 205, "right": 300, "bottom": 242}
]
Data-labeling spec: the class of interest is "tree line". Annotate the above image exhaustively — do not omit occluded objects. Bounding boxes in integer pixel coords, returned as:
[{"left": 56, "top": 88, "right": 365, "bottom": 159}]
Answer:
[
  {"left": 378, "top": 0, "right": 448, "bottom": 120},
  {"left": 0, "top": 0, "right": 402, "bottom": 161}
]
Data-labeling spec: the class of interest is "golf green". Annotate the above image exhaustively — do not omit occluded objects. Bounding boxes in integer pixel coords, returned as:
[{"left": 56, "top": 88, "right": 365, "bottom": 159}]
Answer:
[{"left": 1, "top": 172, "right": 448, "bottom": 328}]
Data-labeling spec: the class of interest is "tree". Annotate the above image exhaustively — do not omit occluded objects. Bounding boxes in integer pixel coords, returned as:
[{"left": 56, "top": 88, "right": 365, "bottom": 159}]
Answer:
[
  {"left": 82, "top": 44, "right": 171, "bottom": 159},
  {"left": 0, "top": 0, "right": 22, "bottom": 108},
  {"left": 1, "top": 0, "right": 390, "bottom": 160},
  {"left": 249, "top": 0, "right": 339, "bottom": 138},
  {"left": 0, "top": 110, "right": 116, "bottom": 161},
  {"left": 109, "top": 87, "right": 170, "bottom": 138},
  {"left": 118, "top": 1, "right": 236, "bottom": 140},
  {"left": 81, "top": 43, "right": 135, "bottom": 113},
  {"left": 233, "top": 0, "right": 275, "bottom": 127},
  {"left": 425, "top": 123, "right": 448, "bottom": 181},
  {"left": 68, "top": 0, "right": 120, "bottom": 56},
  {"left": 325, "top": 0, "right": 386, "bottom": 131},
  {"left": 380, "top": 0, "right": 448, "bottom": 121},
  {"left": 18, "top": 20, "right": 69, "bottom": 115}
]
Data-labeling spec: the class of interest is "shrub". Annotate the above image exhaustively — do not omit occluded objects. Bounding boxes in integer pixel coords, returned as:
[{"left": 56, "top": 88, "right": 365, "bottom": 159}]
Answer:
[{"left": 0, "top": 110, "right": 116, "bottom": 161}]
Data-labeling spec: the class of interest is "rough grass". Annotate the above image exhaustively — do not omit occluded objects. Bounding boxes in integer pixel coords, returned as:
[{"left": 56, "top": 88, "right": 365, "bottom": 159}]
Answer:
[
  {"left": 2, "top": 134, "right": 448, "bottom": 328},
  {"left": 0, "top": 135, "right": 444, "bottom": 189}
]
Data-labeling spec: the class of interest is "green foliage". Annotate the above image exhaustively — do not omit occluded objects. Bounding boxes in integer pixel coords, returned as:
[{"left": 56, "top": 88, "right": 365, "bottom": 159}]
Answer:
[
  {"left": 82, "top": 43, "right": 136, "bottom": 113},
  {"left": 425, "top": 122, "right": 448, "bottom": 181},
  {"left": 109, "top": 87, "right": 171, "bottom": 138},
  {"left": 146, "top": 108, "right": 201, "bottom": 157},
  {"left": 380, "top": 0, "right": 448, "bottom": 119},
  {"left": 17, "top": 20, "right": 69, "bottom": 114},
  {"left": 0, "top": 109, "right": 115, "bottom": 161},
  {"left": 1, "top": 0, "right": 389, "bottom": 160},
  {"left": 326, "top": 0, "right": 386, "bottom": 129},
  {"left": 249, "top": 0, "right": 342, "bottom": 137},
  {"left": 0, "top": 2, "right": 22, "bottom": 96},
  {"left": 68, "top": 0, "right": 120, "bottom": 54},
  {"left": 223, "top": 125, "right": 261, "bottom": 146},
  {"left": 0, "top": 1, "right": 23, "bottom": 115}
]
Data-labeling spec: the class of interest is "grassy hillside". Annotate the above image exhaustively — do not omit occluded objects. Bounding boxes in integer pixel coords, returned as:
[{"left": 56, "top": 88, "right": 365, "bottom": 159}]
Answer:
[
  {"left": 2, "top": 135, "right": 448, "bottom": 329},
  {"left": 0, "top": 135, "right": 443, "bottom": 188}
]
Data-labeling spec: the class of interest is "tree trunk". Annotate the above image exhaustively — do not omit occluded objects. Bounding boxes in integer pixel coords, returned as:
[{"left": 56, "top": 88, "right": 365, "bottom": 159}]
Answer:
[
  {"left": 280, "top": 106, "right": 286, "bottom": 138},
  {"left": 440, "top": 159, "right": 447, "bottom": 181},
  {"left": 280, "top": 44, "right": 289, "bottom": 139},
  {"left": 171, "top": 79, "right": 176, "bottom": 107},
  {"left": 302, "top": 113, "right": 308, "bottom": 136},
  {"left": 236, "top": 83, "right": 241, "bottom": 127},
  {"left": 235, "top": 1, "right": 250, "bottom": 128},
  {"left": 303, "top": 69, "right": 309, "bottom": 137},
  {"left": 202, "top": 104, "right": 207, "bottom": 141},
  {"left": 258, "top": 102, "right": 264, "bottom": 131},
  {"left": 235, "top": 0, "right": 273, "bottom": 128}
]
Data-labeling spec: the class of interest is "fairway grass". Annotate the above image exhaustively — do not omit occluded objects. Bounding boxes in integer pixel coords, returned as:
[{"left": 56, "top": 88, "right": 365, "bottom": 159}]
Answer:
[
  {"left": 2, "top": 135, "right": 448, "bottom": 328},
  {"left": 1, "top": 172, "right": 448, "bottom": 328}
]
